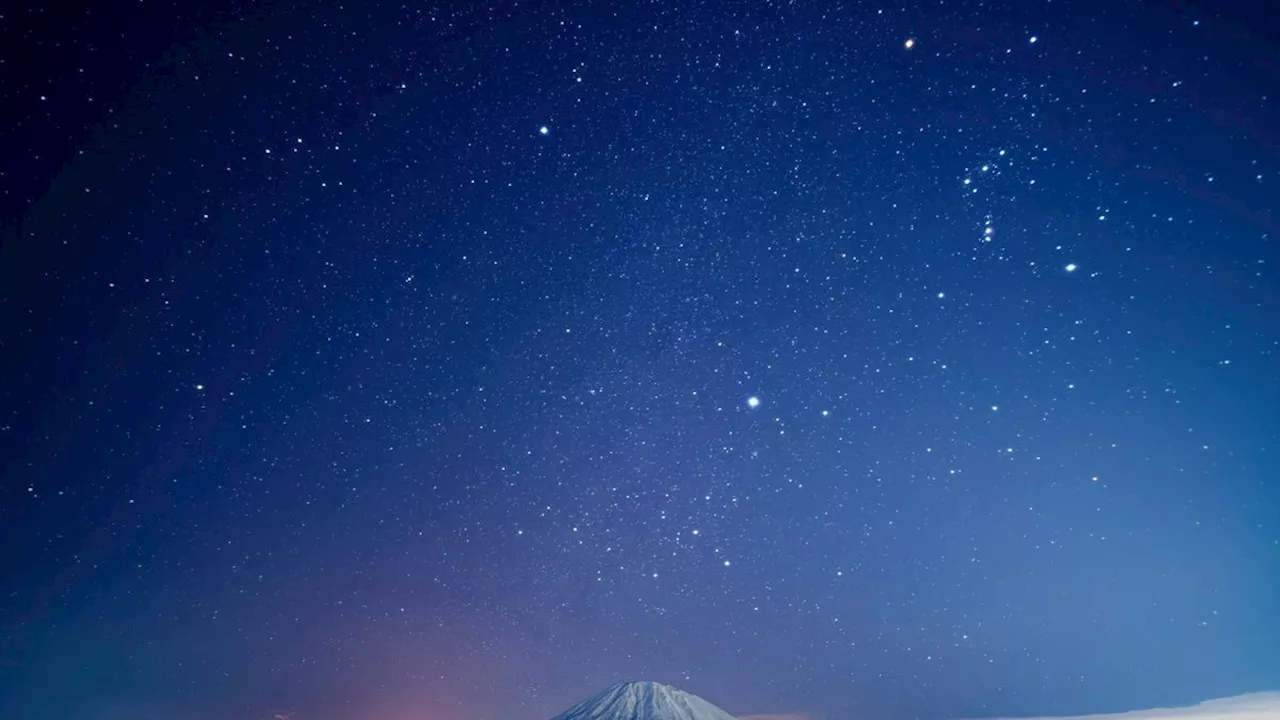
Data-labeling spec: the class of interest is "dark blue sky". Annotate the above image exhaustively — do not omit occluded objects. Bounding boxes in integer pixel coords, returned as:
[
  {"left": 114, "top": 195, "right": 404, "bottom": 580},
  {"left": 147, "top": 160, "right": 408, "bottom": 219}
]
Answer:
[{"left": 2, "top": 1, "right": 1278, "bottom": 720}]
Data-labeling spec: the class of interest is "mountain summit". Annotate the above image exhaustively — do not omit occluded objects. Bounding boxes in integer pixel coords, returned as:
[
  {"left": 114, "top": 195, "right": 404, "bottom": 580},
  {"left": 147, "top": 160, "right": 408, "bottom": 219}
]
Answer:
[{"left": 549, "top": 681, "right": 738, "bottom": 720}]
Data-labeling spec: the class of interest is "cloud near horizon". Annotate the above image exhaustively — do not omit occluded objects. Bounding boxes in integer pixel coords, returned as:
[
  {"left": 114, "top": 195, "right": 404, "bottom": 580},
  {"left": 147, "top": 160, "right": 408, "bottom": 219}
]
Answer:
[{"left": 955, "top": 692, "right": 1280, "bottom": 720}]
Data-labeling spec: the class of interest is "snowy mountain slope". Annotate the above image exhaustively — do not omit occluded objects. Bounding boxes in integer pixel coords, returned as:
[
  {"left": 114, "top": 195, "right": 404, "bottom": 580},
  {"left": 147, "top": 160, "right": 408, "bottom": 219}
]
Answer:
[{"left": 548, "top": 681, "right": 739, "bottom": 720}]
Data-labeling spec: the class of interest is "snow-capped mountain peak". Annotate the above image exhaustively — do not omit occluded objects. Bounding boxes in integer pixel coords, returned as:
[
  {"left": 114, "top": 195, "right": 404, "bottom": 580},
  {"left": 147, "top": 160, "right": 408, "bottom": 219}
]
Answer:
[{"left": 548, "top": 681, "right": 738, "bottom": 720}]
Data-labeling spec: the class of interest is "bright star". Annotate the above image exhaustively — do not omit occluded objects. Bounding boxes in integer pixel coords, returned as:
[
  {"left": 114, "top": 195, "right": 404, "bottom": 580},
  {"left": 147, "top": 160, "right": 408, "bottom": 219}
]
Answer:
[{"left": 747, "top": 396, "right": 760, "bottom": 408}]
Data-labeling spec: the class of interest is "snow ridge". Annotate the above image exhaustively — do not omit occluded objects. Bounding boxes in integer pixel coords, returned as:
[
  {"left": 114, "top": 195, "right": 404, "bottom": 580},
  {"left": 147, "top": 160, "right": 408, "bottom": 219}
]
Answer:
[{"left": 549, "top": 681, "right": 738, "bottom": 720}]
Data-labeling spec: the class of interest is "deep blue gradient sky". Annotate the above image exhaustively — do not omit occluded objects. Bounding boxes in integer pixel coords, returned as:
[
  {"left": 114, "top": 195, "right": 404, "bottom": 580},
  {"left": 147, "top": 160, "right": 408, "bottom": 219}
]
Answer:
[{"left": 2, "top": 1, "right": 1278, "bottom": 720}]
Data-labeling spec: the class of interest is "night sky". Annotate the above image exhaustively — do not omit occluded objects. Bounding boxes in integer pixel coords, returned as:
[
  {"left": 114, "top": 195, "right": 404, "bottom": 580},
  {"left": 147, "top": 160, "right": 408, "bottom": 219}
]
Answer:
[{"left": 2, "top": 1, "right": 1278, "bottom": 720}]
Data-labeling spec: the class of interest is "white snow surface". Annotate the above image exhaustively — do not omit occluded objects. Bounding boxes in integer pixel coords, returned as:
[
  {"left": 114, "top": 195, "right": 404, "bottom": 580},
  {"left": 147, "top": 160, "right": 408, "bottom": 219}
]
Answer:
[
  {"left": 956, "top": 693, "right": 1280, "bottom": 720},
  {"left": 548, "top": 682, "right": 738, "bottom": 720}
]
